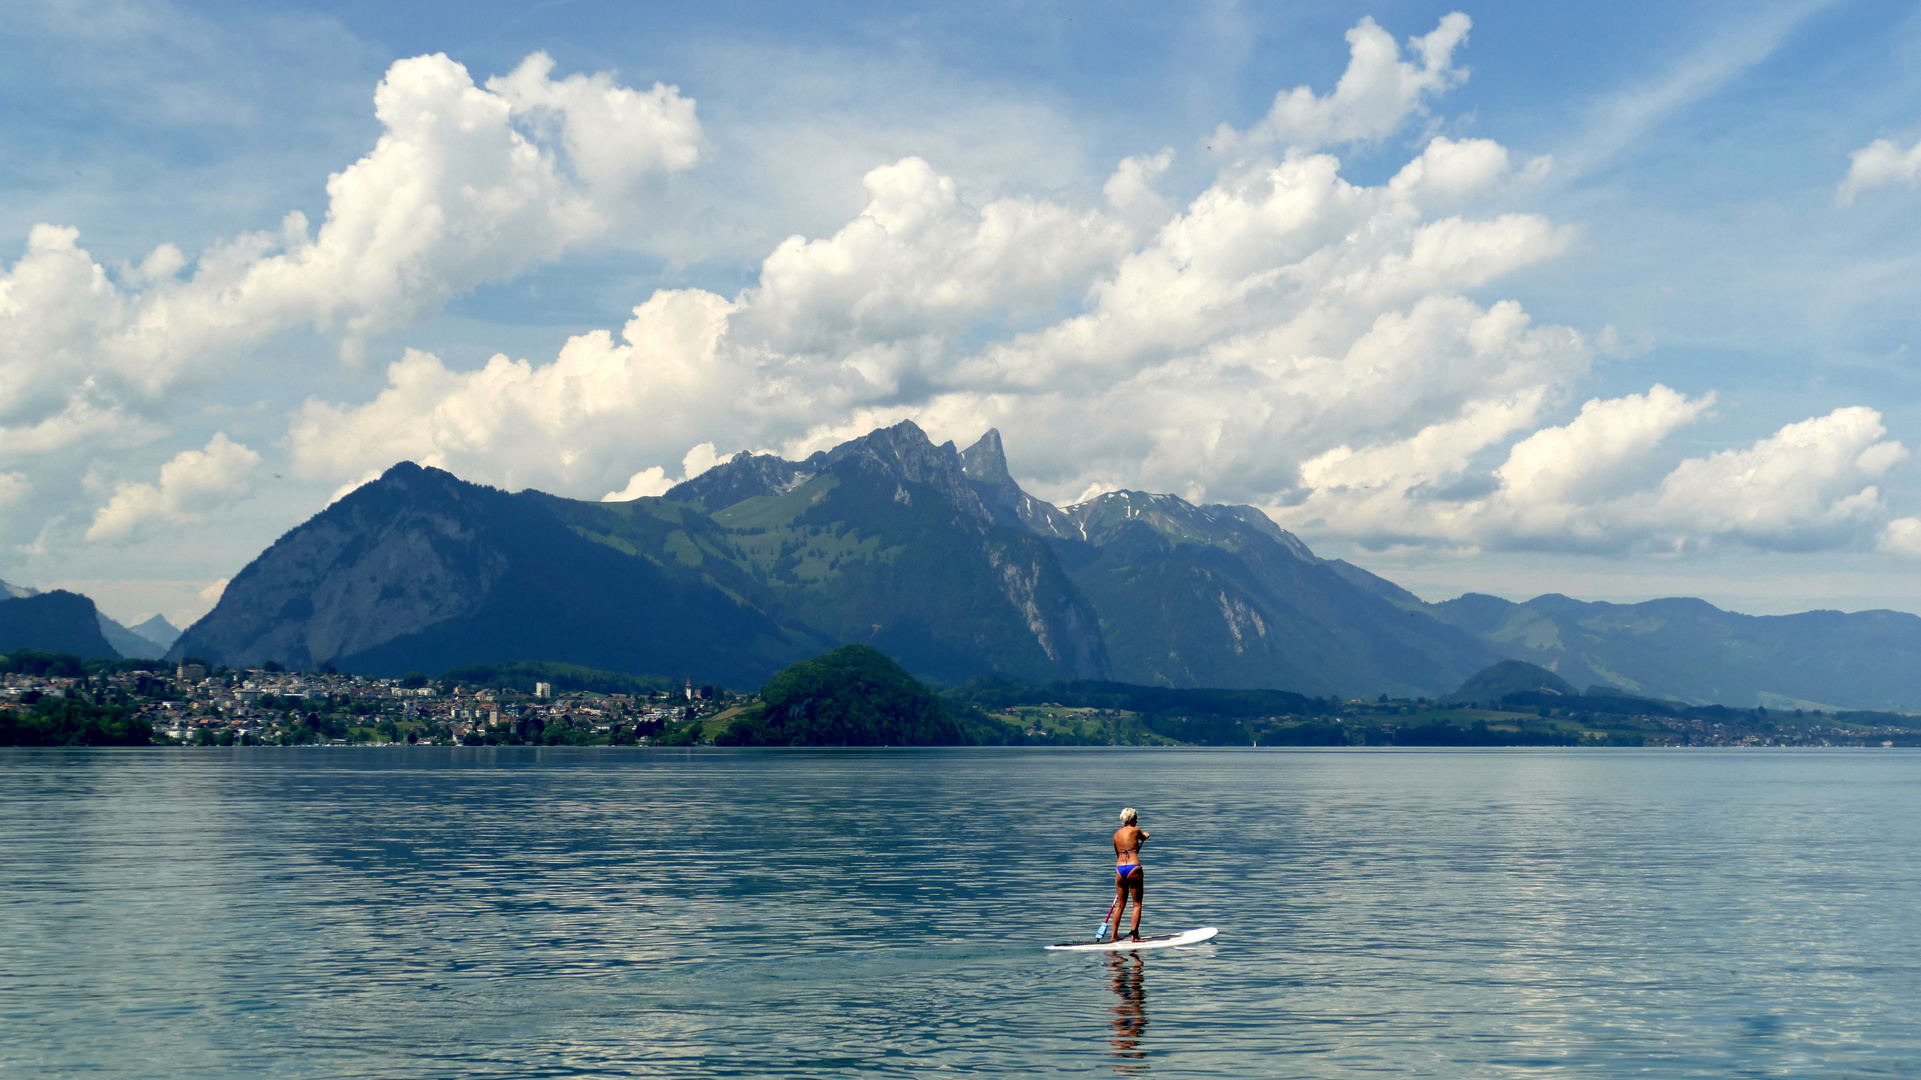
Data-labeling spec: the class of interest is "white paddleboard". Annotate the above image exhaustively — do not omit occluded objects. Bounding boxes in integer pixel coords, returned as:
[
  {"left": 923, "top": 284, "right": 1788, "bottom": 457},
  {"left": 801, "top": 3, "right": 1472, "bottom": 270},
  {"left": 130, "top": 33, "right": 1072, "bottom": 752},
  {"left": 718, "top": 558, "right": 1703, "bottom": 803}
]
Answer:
[{"left": 1046, "top": 926, "right": 1218, "bottom": 951}]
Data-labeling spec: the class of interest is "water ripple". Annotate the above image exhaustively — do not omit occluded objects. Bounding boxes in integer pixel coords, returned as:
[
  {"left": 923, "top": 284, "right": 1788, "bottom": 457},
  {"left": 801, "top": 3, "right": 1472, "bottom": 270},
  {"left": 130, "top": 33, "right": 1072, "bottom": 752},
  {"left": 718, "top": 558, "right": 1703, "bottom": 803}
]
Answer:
[{"left": 2, "top": 747, "right": 1917, "bottom": 1077}]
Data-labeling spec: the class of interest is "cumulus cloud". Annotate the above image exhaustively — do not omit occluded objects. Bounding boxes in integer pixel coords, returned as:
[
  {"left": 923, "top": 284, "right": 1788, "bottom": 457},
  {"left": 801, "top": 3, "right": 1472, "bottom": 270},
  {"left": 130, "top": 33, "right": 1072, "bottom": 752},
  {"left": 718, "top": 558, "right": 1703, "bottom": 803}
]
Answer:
[
  {"left": 487, "top": 51, "right": 702, "bottom": 197},
  {"left": 1215, "top": 12, "right": 1472, "bottom": 153},
  {"left": 217, "top": 17, "right": 1915, "bottom": 562},
  {"left": 603, "top": 443, "right": 722, "bottom": 501},
  {"left": 0, "top": 52, "right": 700, "bottom": 450},
  {"left": 1273, "top": 395, "right": 1908, "bottom": 554},
  {"left": 87, "top": 433, "right": 262, "bottom": 542},
  {"left": 1836, "top": 134, "right": 1921, "bottom": 207},
  {"left": 288, "top": 156, "right": 1138, "bottom": 492},
  {"left": 1645, "top": 407, "right": 1906, "bottom": 549},
  {"left": 291, "top": 126, "right": 1584, "bottom": 515},
  {"left": 1879, "top": 517, "right": 1921, "bottom": 558}
]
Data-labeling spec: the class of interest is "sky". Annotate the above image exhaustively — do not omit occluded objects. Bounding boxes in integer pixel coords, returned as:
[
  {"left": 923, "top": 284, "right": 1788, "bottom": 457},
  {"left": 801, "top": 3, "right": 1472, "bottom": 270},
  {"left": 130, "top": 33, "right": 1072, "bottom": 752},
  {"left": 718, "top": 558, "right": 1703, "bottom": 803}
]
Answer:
[{"left": 4, "top": 0, "right": 1921, "bottom": 628}]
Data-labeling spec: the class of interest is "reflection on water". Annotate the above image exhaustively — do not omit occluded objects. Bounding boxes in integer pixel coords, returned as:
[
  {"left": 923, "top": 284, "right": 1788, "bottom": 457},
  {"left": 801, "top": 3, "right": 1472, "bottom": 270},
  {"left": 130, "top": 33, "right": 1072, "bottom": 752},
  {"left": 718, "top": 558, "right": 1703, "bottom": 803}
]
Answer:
[
  {"left": 1107, "top": 953, "right": 1148, "bottom": 1072},
  {"left": 2, "top": 746, "right": 1920, "bottom": 1079}
]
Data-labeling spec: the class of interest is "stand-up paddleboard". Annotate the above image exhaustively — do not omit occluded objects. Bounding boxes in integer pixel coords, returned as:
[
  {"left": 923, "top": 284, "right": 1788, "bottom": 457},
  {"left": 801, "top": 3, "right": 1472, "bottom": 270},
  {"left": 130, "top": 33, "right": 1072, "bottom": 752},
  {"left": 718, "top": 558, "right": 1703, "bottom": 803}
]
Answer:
[{"left": 1046, "top": 927, "right": 1218, "bottom": 951}]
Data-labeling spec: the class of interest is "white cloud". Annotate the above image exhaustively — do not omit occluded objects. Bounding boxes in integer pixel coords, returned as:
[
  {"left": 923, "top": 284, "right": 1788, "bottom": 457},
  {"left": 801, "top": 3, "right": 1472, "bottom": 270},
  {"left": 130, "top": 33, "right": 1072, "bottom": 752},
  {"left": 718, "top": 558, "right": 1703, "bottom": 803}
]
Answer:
[
  {"left": 326, "top": 469, "right": 385, "bottom": 507},
  {"left": 486, "top": 51, "right": 702, "bottom": 197},
  {"left": 0, "top": 51, "right": 701, "bottom": 450},
  {"left": 603, "top": 467, "right": 671, "bottom": 502},
  {"left": 0, "top": 472, "right": 25, "bottom": 506},
  {"left": 738, "top": 156, "right": 1134, "bottom": 358},
  {"left": 600, "top": 448, "right": 724, "bottom": 501},
  {"left": 291, "top": 290, "right": 741, "bottom": 495},
  {"left": 1215, "top": 13, "right": 1472, "bottom": 153},
  {"left": 87, "top": 433, "right": 261, "bottom": 542},
  {"left": 1103, "top": 149, "right": 1176, "bottom": 232},
  {"left": 1272, "top": 395, "right": 1908, "bottom": 555},
  {"left": 1496, "top": 385, "right": 1714, "bottom": 506},
  {"left": 1388, "top": 136, "right": 1515, "bottom": 205},
  {"left": 1879, "top": 517, "right": 1921, "bottom": 558},
  {"left": 198, "top": 578, "right": 229, "bottom": 608},
  {"left": 247, "top": 23, "right": 1909, "bottom": 565},
  {"left": 1645, "top": 406, "right": 1906, "bottom": 548},
  {"left": 1836, "top": 135, "right": 1921, "bottom": 207}
]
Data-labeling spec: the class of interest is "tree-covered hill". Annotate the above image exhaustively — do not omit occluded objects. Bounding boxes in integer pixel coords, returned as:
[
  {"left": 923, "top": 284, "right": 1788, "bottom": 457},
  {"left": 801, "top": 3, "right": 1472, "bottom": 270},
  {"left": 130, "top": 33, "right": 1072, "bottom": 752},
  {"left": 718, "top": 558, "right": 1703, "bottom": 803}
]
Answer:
[
  {"left": 1445, "top": 660, "right": 1577, "bottom": 706},
  {"left": 716, "top": 644, "right": 973, "bottom": 746}
]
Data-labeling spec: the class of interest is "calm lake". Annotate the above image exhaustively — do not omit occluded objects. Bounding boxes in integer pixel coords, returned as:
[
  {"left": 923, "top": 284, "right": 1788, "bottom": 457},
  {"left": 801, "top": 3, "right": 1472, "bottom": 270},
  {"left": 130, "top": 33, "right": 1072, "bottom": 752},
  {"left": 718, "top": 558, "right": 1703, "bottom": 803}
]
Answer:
[{"left": 3, "top": 747, "right": 1917, "bottom": 1078}]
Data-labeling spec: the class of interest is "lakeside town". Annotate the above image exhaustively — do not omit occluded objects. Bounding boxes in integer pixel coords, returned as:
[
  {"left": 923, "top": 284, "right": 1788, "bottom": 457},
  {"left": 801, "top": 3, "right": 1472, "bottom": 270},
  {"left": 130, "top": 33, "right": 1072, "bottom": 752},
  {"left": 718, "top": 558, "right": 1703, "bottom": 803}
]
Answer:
[
  {"left": 0, "top": 658, "right": 731, "bottom": 746},
  {"left": 4, "top": 650, "right": 1918, "bottom": 749}
]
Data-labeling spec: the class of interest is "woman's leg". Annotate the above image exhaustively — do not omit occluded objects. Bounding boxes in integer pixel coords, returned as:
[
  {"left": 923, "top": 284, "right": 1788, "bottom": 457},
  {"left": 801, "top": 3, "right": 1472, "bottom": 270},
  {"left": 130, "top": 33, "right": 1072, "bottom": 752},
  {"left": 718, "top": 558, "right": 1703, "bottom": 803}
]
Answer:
[
  {"left": 1128, "top": 874, "right": 1144, "bottom": 939},
  {"left": 1111, "top": 875, "right": 1129, "bottom": 941}
]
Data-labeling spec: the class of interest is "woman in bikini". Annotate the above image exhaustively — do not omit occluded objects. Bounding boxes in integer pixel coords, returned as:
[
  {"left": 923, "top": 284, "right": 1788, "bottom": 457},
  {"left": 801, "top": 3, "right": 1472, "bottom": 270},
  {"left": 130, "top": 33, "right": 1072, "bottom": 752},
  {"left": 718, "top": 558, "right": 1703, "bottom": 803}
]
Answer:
[{"left": 1111, "top": 807, "right": 1149, "bottom": 941}]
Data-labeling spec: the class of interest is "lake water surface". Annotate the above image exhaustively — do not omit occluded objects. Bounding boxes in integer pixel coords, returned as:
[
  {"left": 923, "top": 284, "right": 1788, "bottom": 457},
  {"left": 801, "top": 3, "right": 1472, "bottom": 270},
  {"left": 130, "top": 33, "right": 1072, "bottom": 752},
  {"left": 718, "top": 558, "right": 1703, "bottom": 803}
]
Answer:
[{"left": 3, "top": 747, "right": 1917, "bottom": 1078}]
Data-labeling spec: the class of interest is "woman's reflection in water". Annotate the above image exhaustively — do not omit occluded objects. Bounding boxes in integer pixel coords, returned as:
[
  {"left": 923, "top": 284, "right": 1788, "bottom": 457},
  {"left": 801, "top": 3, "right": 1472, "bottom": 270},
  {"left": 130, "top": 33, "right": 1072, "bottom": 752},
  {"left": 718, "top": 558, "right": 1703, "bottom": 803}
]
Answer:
[{"left": 1106, "top": 952, "right": 1148, "bottom": 1073}]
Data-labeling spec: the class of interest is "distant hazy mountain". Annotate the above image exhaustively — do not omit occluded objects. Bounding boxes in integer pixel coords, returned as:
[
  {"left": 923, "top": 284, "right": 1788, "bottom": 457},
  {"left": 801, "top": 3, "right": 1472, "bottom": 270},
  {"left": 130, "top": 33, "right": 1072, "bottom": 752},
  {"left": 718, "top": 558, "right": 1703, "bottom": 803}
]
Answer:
[
  {"left": 131, "top": 615, "right": 181, "bottom": 650},
  {"left": 96, "top": 614, "right": 165, "bottom": 659},
  {"left": 1432, "top": 593, "right": 1921, "bottom": 711},
  {"left": 0, "top": 590, "right": 120, "bottom": 659}
]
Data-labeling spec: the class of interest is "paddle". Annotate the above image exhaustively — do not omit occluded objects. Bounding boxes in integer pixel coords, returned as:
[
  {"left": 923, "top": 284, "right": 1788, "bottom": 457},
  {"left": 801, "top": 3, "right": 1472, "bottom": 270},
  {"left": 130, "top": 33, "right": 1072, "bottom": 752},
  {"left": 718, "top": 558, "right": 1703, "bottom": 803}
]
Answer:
[{"left": 1095, "top": 892, "right": 1121, "bottom": 942}]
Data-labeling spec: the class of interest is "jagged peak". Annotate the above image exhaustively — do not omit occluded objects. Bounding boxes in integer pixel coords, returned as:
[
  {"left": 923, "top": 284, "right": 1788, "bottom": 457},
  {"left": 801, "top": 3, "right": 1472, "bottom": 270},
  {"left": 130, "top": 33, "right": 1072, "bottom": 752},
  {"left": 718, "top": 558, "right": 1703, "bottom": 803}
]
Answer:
[
  {"left": 667, "top": 451, "right": 814, "bottom": 509},
  {"left": 811, "top": 419, "right": 952, "bottom": 474},
  {"left": 960, "top": 428, "right": 1013, "bottom": 487},
  {"left": 1054, "top": 489, "right": 1320, "bottom": 562}
]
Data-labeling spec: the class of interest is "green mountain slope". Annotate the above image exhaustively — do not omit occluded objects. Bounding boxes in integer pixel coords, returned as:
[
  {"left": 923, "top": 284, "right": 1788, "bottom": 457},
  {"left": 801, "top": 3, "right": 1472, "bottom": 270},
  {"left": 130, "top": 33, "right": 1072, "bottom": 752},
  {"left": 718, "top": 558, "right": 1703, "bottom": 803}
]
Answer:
[
  {"left": 171, "top": 424, "right": 1109, "bottom": 687},
  {"left": 661, "top": 422, "right": 1109, "bottom": 682},
  {"left": 999, "top": 485, "right": 1499, "bottom": 696}
]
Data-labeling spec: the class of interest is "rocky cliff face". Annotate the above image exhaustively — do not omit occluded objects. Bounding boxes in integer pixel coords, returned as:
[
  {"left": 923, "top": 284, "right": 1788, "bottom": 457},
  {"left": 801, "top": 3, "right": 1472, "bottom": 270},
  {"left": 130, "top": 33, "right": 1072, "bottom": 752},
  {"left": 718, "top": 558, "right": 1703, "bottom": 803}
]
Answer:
[
  {"left": 961, "top": 429, "right": 1080, "bottom": 536},
  {"left": 1033, "top": 489, "right": 1499, "bottom": 695},
  {"left": 666, "top": 451, "right": 814, "bottom": 510},
  {"left": 689, "top": 421, "right": 1110, "bottom": 682},
  {"left": 173, "top": 464, "right": 513, "bottom": 670}
]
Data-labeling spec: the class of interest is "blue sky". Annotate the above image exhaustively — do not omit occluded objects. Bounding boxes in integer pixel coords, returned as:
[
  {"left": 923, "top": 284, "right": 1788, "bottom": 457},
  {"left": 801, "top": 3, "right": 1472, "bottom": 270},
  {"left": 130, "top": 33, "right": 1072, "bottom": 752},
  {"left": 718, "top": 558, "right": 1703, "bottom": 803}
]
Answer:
[{"left": 4, "top": 0, "right": 1921, "bottom": 626}]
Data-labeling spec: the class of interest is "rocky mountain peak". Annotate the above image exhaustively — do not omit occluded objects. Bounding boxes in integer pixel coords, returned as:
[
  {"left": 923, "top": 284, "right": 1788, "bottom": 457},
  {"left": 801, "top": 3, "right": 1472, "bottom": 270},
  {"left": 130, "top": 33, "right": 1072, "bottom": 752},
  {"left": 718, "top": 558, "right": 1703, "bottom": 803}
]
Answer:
[
  {"left": 803, "top": 420, "right": 992, "bottom": 523},
  {"left": 667, "top": 450, "right": 814, "bottom": 509},
  {"left": 960, "top": 428, "right": 1013, "bottom": 487}
]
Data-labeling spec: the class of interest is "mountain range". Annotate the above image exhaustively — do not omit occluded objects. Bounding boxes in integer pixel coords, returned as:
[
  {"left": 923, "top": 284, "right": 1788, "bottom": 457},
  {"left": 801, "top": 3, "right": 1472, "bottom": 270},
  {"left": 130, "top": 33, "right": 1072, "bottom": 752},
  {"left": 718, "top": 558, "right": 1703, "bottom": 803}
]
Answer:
[
  {"left": 165, "top": 422, "right": 1499, "bottom": 696},
  {"left": 10, "top": 421, "right": 1921, "bottom": 710}
]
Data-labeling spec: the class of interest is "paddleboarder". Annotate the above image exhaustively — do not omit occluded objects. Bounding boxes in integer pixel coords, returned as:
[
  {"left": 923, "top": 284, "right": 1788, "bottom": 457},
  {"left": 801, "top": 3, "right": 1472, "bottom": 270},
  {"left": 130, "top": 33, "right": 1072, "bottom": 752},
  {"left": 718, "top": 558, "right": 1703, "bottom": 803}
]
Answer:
[{"left": 1110, "top": 807, "right": 1149, "bottom": 942}]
